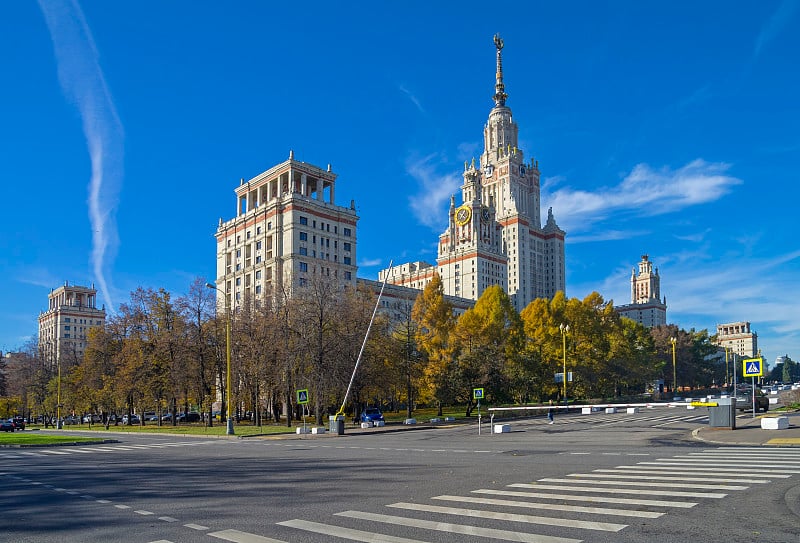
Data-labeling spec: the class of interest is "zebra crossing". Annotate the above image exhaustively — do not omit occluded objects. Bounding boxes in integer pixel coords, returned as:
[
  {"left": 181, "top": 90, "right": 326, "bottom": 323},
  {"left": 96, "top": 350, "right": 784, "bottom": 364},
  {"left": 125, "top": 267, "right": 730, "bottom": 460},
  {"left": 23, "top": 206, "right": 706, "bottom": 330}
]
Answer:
[{"left": 257, "top": 446, "right": 799, "bottom": 543}]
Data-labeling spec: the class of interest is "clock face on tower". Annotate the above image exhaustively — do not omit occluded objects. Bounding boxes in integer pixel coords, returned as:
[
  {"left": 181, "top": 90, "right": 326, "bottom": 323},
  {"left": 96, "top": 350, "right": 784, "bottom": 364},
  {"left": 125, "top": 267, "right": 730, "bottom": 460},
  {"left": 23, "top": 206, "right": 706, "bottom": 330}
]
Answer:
[
  {"left": 481, "top": 208, "right": 490, "bottom": 221},
  {"left": 483, "top": 164, "right": 494, "bottom": 177},
  {"left": 455, "top": 206, "right": 472, "bottom": 226}
]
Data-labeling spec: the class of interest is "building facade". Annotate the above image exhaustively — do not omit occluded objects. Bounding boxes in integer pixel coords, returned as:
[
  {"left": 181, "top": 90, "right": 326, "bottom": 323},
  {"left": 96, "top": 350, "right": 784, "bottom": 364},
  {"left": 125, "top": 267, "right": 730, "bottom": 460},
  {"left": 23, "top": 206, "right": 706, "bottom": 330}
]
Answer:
[
  {"left": 615, "top": 255, "right": 668, "bottom": 327},
  {"left": 212, "top": 151, "right": 359, "bottom": 310},
  {"left": 379, "top": 35, "right": 566, "bottom": 312},
  {"left": 38, "top": 282, "right": 106, "bottom": 368},
  {"left": 715, "top": 321, "right": 758, "bottom": 358}
]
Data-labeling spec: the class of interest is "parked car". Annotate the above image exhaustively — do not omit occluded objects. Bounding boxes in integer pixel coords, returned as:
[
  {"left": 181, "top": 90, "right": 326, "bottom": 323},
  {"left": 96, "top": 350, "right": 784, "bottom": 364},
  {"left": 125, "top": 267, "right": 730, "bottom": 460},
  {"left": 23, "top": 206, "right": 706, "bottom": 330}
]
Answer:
[
  {"left": 121, "top": 414, "right": 141, "bottom": 425},
  {"left": 176, "top": 412, "right": 201, "bottom": 423},
  {"left": 735, "top": 390, "right": 769, "bottom": 412},
  {"left": 11, "top": 416, "right": 25, "bottom": 430},
  {"left": 360, "top": 407, "right": 384, "bottom": 423},
  {"left": 1, "top": 419, "right": 16, "bottom": 432},
  {"left": 63, "top": 415, "right": 80, "bottom": 425}
]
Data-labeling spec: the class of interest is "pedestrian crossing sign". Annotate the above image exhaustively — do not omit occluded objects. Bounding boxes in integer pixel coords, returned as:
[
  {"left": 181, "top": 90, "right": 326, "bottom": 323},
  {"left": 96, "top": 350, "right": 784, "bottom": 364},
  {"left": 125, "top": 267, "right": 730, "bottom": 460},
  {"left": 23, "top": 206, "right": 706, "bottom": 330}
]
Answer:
[
  {"left": 742, "top": 358, "right": 763, "bottom": 377},
  {"left": 473, "top": 388, "right": 484, "bottom": 400},
  {"left": 296, "top": 389, "right": 309, "bottom": 404}
]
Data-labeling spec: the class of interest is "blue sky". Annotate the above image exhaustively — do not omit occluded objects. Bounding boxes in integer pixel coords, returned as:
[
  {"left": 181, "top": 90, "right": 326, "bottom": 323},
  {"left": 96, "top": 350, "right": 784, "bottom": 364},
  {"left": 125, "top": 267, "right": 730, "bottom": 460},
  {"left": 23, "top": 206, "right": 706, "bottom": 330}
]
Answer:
[{"left": 2, "top": 2, "right": 799, "bottom": 368}]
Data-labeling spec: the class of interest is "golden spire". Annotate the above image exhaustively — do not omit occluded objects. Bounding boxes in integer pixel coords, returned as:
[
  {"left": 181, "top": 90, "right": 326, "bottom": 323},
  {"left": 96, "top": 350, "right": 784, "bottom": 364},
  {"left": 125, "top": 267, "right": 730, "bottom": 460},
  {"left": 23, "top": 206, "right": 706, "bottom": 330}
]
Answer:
[{"left": 493, "top": 34, "right": 508, "bottom": 107}]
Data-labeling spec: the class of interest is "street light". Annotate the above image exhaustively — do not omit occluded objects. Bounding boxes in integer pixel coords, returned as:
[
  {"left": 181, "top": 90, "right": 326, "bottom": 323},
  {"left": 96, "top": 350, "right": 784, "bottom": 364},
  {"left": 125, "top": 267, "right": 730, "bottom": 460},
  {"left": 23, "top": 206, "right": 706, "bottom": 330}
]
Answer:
[
  {"left": 670, "top": 337, "right": 677, "bottom": 397},
  {"left": 559, "top": 323, "right": 569, "bottom": 408},
  {"left": 724, "top": 346, "right": 730, "bottom": 389},
  {"left": 206, "top": 282, "right": 234, "bottom": 435}
]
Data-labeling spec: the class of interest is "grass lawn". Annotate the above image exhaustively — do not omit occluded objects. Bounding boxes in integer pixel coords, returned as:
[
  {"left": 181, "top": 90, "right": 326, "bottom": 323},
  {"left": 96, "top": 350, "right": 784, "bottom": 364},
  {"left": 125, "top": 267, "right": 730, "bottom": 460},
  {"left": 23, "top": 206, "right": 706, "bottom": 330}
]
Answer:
[
  {"left": 0, "top": 432, "right": 107, "bottom": 446},
  {"left": 26, "top": 422, "right": 299, "bottom": 437}
]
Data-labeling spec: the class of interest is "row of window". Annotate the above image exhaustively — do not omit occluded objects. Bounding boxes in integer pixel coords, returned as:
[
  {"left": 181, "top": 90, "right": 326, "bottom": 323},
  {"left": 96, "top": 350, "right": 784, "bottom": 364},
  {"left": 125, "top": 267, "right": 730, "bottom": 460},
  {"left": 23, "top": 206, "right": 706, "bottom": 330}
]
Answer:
[{"left": 64, "top": 317, "right": 103, "bottom": 325}]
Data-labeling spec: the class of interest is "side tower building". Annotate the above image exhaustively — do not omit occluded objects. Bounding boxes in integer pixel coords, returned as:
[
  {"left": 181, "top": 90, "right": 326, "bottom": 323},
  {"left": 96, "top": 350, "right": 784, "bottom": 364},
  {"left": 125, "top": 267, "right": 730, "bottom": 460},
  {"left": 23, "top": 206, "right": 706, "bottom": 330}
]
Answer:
[
  {"left": 615, "top": 255, "right": 668, "bottom": 327},
  {"left": 212, "top": 152, "right": 359, "bottom": 310},
  {"left": 379, "top": 35, "right": 566, "bottom": 311},
  {"left": 715, "top": 321, "right": 758, "bottom": 358},
  {"left": 38, "top": 282, "right": 106, "bottom": 369}
]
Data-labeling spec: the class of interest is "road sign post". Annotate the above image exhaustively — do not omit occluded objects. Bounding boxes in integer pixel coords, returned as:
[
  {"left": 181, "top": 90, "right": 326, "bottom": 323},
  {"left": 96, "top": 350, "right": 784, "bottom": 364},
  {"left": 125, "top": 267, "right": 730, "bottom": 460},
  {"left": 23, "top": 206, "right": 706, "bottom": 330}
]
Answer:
[
  {"left": 473, "top": 388, "right": 484, "bottom": 435},
  {"left": 742, "top": 358, "right": 763, "bottom": 418}
]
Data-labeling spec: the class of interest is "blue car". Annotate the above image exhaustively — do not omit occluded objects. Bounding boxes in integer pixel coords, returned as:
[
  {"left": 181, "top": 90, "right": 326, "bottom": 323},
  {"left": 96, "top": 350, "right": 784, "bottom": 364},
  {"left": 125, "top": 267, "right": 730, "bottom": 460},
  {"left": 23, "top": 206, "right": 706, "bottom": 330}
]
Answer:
[{"left": 360, "top": 408, "right": 384, "bottom": 423}]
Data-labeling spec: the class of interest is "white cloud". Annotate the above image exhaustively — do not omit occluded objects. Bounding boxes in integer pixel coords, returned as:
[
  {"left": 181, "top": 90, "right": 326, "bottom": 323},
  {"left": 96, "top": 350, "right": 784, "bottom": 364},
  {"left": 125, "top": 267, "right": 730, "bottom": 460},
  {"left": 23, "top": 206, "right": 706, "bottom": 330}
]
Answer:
[
  {"left": 398, "top": 84, "right": 425, "bottom": 114},
  {"left": 39, "top": 0, "right": 123, "bottom": 313},
  {"left": 406, "top": 154, "right": 462, "bottom": 229},
  {"left": 358, "top": 257, "right": 383, "bottom": 268},
  {"left": 545, "top": 159, "right": 743, "bottom": 235},
  {"left": 754, "top": 0, "right": 798, "bottom": 58}
]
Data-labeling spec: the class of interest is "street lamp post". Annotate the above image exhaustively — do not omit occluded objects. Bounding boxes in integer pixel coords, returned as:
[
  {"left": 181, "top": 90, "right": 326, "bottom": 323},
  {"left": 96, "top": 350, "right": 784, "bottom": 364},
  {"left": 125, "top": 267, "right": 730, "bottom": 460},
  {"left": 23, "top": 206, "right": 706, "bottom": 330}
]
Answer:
[
  {"left": 559, "top": 323, "right": 569, "bottom": 408},
  {"left": 206, "top": 282, "right": 234, "bottom": 435},
  {"left": 670, "top": 337, "right": 677, "bottom": 397},
  {"left": 724, "top": 347, "right": 730, "bottom": 390}
]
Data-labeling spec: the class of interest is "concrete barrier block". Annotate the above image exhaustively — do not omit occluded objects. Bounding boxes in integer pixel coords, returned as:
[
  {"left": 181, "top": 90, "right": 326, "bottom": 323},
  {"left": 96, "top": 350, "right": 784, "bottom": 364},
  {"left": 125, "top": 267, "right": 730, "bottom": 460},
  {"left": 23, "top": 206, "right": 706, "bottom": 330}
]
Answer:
[
  {"left": 687, "top": 405, "right": 696, "bottom": 410},
  {"left": 605, "top": 407, "right": 616, "bottom": 414},
  {"left": 361, "top": 421, "right": 373, "bottom": 429},
  {"left": 311, "top": 427, "right": 325, "bottom": 434},
  {"left": 581, "top": 407, "right": 592, "bottom": 414},
  {"left": 761, "top": 416, "right": 789, "bottom": 430},
  {"left": 626, "top": 407, "right": 639, "bottom": 414},
  {"left": 296, "top": 427, "right": 310, "bottom": 434},
  {"left": 769, "top": 397, "right": 779, "bottom": 404},
  {"left": 403, "top": 418, "right": 417, "bottom": 425},
  {"left": 374, "top": 420, "right": 385, "bottom": 427},
  {"left": 493, "top": 424, "right": 511, "bottom": 433},
  {"left": 444, "top": 416, "right": 456, "bottom": 422}
]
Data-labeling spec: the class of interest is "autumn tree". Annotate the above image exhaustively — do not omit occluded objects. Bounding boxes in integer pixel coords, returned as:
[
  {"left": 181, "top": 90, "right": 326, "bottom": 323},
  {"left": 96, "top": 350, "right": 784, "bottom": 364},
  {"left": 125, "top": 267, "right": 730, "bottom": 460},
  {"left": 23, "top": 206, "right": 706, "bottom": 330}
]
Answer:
[{"left": 412, "top": 274, "right": 456, "bottom": 416}]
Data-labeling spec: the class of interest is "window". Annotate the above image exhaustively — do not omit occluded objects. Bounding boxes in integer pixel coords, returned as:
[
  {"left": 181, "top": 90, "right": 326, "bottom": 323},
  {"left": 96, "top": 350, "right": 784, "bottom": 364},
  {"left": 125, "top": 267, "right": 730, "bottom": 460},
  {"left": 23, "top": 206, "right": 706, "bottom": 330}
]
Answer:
[
  {"left": 255, "top": 270, "right": 261, "bottom": 280},
  {"left": 255, "top": 285, "right": 261, "bottom": 295},
  {"left": 299, "top": 216, "right": 308, "bottom": 225},
  {"left": 299, "top": 278, "right": 308, "bottom": 287},
  {"left": 65, "top": 325, "right": 71, "bottom": 331},
  {"left": 344, "top": 257, "right": 352, "bottom": 265},
  {"left": 257, "top": 226, "right": 261, "bottom": 235},
  {"left": 268, "top": 221, "right": 272, "bottom": 230},
  {"left": 299, "top": 262, "right": 308, "bottom": 272},
  {"left": 256, "top": 255, "right": 261, "bottom": 264},
  {"left": 343, "top": 242, "right": 351, "bottom": 252},
  {"left": 246, "top": 231, "right": 251, "bottom": 239},
  {"left": 344, "top": 271, "right": 352, "bottom": 280},
  {"left": 65, "top": 318, "right": 71, "bottom": 323},
  {"left": 299, "top": 247, "right": 307, "bottom": 256},
  {"left": 256, "top": 241, "right": 262, "bottom": 250},
  {"left": 236, "top": 278, "right": 241, "bottom": 286},
  {"left": 344, "top": 228, "right": 352, "bottom": 237},
  {"left": 299, "top": 232, "right": 307, "bottom": 241}
]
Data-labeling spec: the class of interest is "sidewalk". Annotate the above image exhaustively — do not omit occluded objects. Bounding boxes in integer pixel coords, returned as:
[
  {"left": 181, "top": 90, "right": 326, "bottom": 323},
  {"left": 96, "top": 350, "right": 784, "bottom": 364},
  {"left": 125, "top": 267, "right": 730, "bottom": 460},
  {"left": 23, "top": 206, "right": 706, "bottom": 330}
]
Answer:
[{"left": 692, "top": 411, "right": 800, "bottom": 447}]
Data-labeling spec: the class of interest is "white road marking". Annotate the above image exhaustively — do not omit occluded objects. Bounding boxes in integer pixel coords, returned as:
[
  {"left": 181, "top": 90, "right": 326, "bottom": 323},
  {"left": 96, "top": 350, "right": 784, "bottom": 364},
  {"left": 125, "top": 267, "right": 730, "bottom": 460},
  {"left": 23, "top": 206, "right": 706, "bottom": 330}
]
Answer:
[
  {"left": 388, "top": 502, "right": 627, "bottom": 532},
  {"left": 509, "top": 483, "right": 726, "bottom": 499},
  {"left": 185, "top": 523, "right": 209, "bottom": 530},
  {"left": 336, "top": 510, "right": 582, "bottom": 543},
  {"left": 636, "top": 462, "right": 800, "bottom": 473},
  {"left": 159, "top": 516, "right": 179, "bottom": 522},
  {"left": 473, "top": 488, "right": 696, "bottom": 508},
  {"left": 541, "top": 477, "right": 747, "bottom": 490},
  {"left": 589, "top": 471, "right": 772, "bottom": 484},
  {"left": 279, "top": 519, "right": 429, "bottom": 543},
  {"left": 433, "top": 494, "right": 664, "bottom": 518},
  {"left": 208, "top": 529, "right": 287, "bottom": 543},
  {"left": 135, "top": 510, "right": 154, "bottom": 515}
]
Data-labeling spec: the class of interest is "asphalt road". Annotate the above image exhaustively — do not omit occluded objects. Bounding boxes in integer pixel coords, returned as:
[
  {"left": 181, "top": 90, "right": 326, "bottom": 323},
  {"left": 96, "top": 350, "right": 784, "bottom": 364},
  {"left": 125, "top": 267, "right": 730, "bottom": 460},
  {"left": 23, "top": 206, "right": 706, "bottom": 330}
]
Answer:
[{"left": 2, "top": 410, "right": 799, "bottom": 543}]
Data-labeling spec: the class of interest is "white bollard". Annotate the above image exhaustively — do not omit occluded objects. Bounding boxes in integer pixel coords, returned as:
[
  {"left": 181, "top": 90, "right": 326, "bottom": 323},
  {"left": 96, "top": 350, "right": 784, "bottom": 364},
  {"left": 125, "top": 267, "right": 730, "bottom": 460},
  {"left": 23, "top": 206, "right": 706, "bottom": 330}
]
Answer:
[
  {"left": 311, "top": 427, "right": 325, "bottom": 434},
  {"left": 605, "top": 407, "right": 616, "bottom": 414},
  {"left": 296, "top": 427, "right": 310, "bottom": 434},
  {"left": 493, "top": 424, "right": 511, "bottom": 433},
  {"left": 761, "top": 417, "right": 789, "bottom": 430},
  {"left": 626, "top": 407, "right": 639, "bottom": 414},
  {"left": 581, "top": 407, "right": 592, "bottom": 414}
]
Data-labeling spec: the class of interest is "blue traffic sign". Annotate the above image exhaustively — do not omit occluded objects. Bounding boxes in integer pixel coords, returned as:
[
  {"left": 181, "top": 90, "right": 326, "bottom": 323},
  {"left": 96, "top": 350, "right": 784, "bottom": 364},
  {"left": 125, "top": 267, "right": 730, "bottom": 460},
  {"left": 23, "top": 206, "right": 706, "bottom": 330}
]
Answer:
[{"left": 742, "top": 358, "right": 763, "bottom": 377}]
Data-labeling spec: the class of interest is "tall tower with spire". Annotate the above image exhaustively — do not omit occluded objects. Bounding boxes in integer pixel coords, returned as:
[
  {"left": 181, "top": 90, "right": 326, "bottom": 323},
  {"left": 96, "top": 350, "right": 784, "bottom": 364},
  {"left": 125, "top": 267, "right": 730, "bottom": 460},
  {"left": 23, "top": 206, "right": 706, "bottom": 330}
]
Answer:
[
  {"left": 615, "top": 255, "right": 667, "bottom": 327},
  {"left": 379, "top": 35, "right": 567, "bottom": 311}
]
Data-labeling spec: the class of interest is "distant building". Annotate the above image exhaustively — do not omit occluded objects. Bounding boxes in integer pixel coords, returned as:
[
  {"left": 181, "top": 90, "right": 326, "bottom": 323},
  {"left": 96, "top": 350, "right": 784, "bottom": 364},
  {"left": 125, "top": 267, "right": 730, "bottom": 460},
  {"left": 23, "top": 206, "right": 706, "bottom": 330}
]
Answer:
[
  {"left": 715, "top": 321, "right": 758, "bottom": 358},
  {"left": 378, "top": 35, "right": 566, "bottom": 312},
  {"left": 38, "top": 282, "right": 106, "bottom": 368},
  {"left": 211, "top": 151, "right": 359, "bottom": 310},
  {"left": 615, "top": 255, "right": 667, "bottom": 327}
]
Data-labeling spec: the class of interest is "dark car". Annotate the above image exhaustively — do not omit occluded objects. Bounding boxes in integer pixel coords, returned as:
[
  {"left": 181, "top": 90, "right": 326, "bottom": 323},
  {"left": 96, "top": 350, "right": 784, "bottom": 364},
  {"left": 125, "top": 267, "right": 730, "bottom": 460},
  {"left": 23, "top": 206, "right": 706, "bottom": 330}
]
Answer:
[
  {"left": 11, "top": 416, "right": 25, "bottom": 431},
  {"left": 1, "top": 419, "right": 15, "bottom": 432},
  {"left": 360, "top": 407, "right": 384, "bottom": 423},
  {"left": 736, "top": 390, "right": 769, "bottom": 412},
  {"left": 176, "top": 412, "right": 201, "bottom": 423}
]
